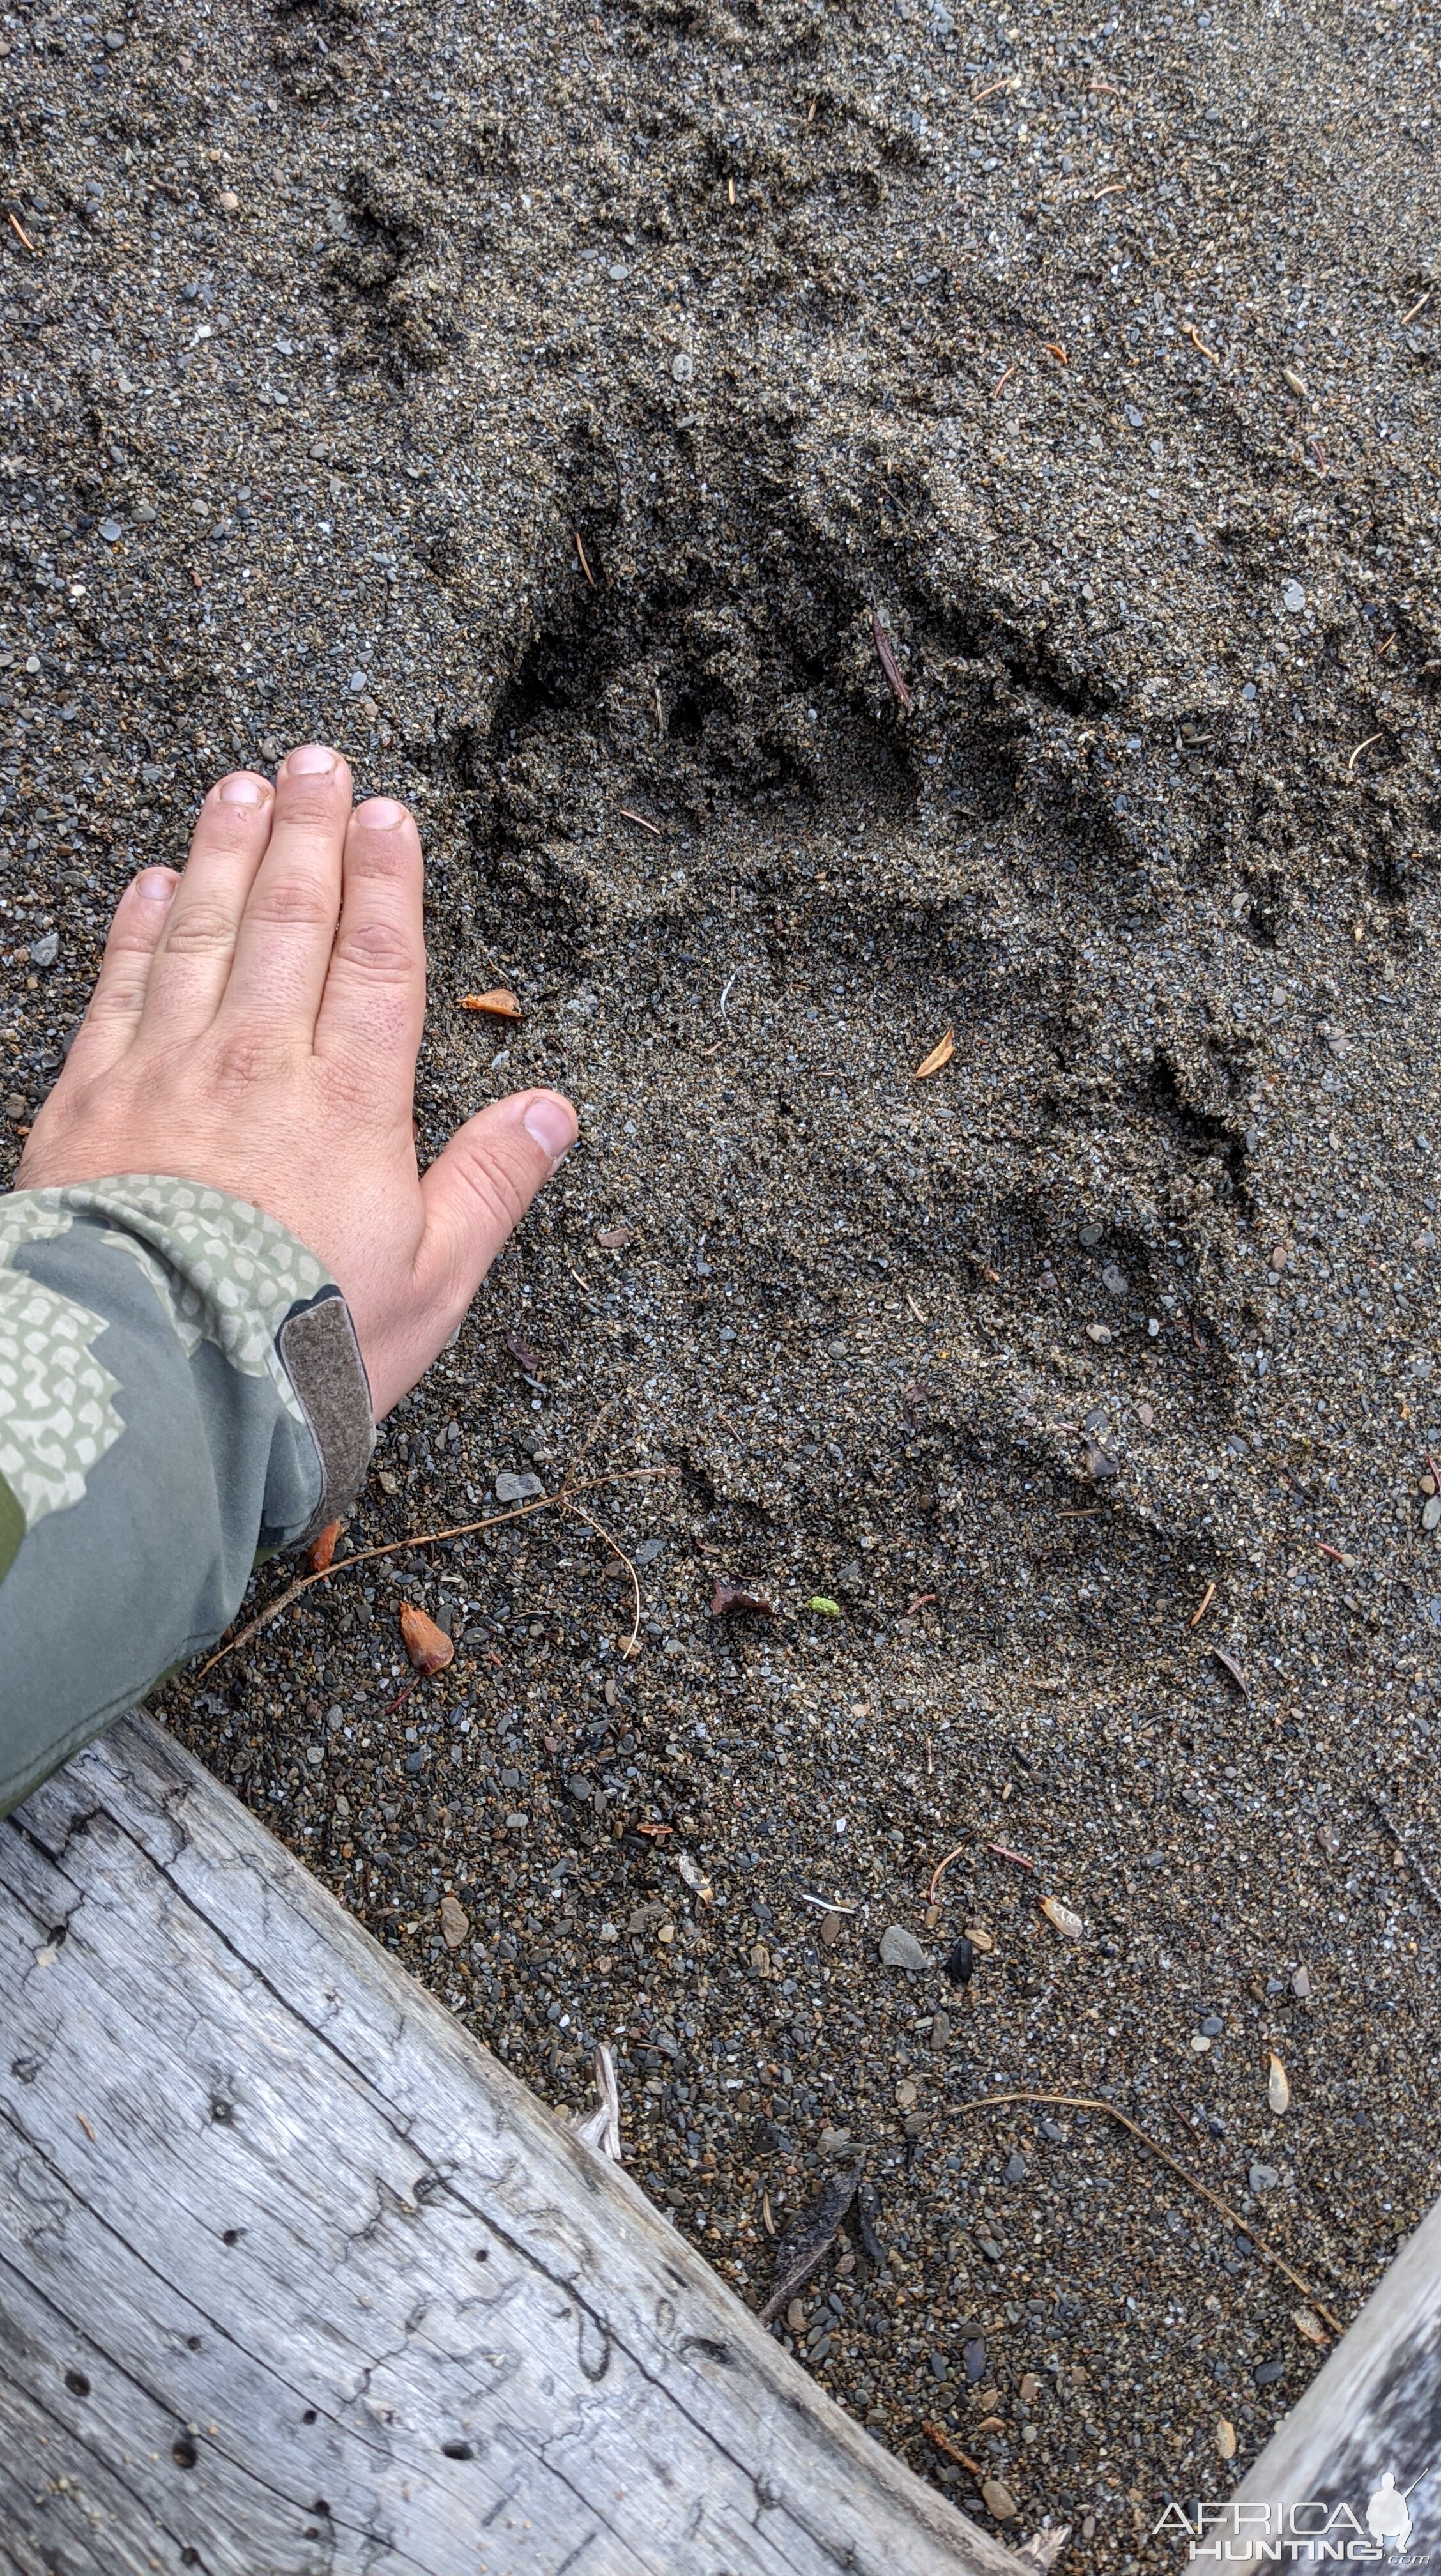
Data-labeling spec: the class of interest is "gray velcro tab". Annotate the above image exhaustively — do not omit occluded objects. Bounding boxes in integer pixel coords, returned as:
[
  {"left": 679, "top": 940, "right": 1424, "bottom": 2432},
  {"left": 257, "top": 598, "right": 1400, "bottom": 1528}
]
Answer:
[{"left": 276, "top": 1289, "right": 375, "bottom": 1541}]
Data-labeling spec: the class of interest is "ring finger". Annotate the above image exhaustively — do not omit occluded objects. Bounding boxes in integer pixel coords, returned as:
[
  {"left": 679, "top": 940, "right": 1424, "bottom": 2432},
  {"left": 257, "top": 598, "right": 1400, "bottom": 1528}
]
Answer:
[{"left": 137, "top": 770, "right": 276, "bottom": 1039}]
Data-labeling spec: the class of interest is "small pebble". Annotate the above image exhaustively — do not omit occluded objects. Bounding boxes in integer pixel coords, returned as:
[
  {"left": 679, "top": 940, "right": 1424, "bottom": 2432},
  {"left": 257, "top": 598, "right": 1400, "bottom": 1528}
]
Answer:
[{"left": 878, "top": 1924, "right": 928, "bottom": 1972}]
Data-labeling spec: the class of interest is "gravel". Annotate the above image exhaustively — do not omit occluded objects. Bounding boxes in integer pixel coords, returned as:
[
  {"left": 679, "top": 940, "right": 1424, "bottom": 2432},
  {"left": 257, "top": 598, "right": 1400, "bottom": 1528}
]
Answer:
[{"left": 3, "top": 0, "right": 1439, "bottom": 2565}]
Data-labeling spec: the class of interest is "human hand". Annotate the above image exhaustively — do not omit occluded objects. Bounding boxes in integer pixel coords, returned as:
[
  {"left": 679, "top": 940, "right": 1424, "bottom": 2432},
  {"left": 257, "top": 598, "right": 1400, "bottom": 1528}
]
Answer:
[{"left": 17, "top": 744, "right": 576, "bottom": 1418}]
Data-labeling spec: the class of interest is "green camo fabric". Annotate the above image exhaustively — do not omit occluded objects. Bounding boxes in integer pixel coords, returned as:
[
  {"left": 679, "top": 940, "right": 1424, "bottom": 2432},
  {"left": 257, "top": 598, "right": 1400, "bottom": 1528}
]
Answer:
[{"left": 0, "top": 1177, "right": 352, "bottom": 1816}]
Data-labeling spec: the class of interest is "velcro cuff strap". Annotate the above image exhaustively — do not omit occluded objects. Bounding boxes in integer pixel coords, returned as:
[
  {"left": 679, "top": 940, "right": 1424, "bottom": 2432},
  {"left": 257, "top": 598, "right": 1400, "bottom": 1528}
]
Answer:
[{"left": 276, "top": 1289, "right": 376, "bottom": 1542}]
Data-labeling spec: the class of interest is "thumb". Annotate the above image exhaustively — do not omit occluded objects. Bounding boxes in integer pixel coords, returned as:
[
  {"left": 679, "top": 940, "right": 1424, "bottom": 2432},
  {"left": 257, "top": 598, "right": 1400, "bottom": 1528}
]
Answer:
[{"left": 415, "top": 1086, "right": 576, "bottom": 1332}]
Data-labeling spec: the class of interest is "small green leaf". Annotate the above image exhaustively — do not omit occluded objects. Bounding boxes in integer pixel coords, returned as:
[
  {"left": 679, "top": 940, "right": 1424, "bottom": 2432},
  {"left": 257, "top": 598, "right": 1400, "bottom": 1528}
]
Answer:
[{"left": 807, "top": 1595, "right": 842, "bottom": 1617}]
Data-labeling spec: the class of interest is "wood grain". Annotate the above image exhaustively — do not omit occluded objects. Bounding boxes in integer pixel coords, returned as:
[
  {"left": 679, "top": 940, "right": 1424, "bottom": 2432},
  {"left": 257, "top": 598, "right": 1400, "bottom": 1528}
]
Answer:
[
  {"left": 0, "top": 1712, "right": 1026, "bottom": 2576},
  {"left": 1207, "top": 2194, "right": 1441, "bottom": 2564}
]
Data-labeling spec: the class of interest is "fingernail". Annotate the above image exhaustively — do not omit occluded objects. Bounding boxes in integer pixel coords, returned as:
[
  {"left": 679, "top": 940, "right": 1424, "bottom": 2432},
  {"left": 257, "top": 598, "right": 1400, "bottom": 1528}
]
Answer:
[
  {"left": 286, "top": 742, "right": 338, "bottom": 777},
  {"left": 218, "top": 772, "right": 268, "bottom": 805},
  {"left": 135, "top": 868, "right": 178, "bottom": 903},
  {"left": 522, "top": 1092, "right": 578, "bottom": 1165},
  {"left": 356, "top": 796, "right": 408, "bottom": 829}
]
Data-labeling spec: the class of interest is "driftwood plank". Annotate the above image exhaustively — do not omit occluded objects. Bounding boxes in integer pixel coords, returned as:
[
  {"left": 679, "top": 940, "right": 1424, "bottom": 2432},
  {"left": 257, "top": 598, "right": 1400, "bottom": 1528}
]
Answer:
[
  {"left": 0, "top": 1712, "right": 1026, "bottom": 2576},
  {"left": 1199, "top": 2194, "right": 1441, "bottom": 2565}
]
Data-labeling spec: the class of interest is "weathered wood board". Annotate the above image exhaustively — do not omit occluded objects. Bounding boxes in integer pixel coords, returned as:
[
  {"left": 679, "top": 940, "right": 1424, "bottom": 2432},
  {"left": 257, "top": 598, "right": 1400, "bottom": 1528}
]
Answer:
[
  {"left": 0, "top": 1712, "right": 1028, "bottom": 2576},
  {"left": 1202, "top": 2191, "right": 1441, "bottom": 2565}
]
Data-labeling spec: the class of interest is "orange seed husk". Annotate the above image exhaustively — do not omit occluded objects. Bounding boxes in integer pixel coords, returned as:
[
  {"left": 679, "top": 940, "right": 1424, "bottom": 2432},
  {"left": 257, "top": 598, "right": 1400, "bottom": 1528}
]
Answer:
[
  {"left": 461, "top": 989, "right": 524, "bottom": 1020},
  {"left": 307, "top": 1518, "right": 342, "bottom": 1574},
  {"left": 399, "top": 1600, "right": 454, "bottom": 1675}
]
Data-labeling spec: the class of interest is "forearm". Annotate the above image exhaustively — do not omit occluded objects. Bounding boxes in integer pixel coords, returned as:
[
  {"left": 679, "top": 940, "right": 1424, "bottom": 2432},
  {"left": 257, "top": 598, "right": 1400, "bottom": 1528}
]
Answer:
[{"left": 0, "top": 1177, "right": 373, "bottom": 1815}]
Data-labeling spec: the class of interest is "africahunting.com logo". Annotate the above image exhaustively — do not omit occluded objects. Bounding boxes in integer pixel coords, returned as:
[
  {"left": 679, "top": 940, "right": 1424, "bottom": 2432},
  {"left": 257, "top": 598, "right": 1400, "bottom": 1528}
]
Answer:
[{"left": 1156, "top": 2468, "right": 1437, "bottom": 2564}]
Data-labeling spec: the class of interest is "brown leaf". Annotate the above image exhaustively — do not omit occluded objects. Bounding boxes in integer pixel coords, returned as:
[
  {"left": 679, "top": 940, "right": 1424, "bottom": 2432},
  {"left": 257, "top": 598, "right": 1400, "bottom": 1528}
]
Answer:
[
  {"left": 461, "top": 988, "right": 524, "bottom": 1019},
  {"left": 307, "top": 1517, "right": 342, "bottom": 1574},
  {"left": 439, "top": 1894, "right": 469, "bottom": 1951},
  {"left": 913, "top": 1027, "right": 956, "bottom": 1081},
  {"left": 597, "top": 1225, "right": 635, "bottom": 1250},
  {"left": 399, "top": 1600, "right": 454, "bottom": 1675},
  {"left": 871, "top": 608, "right": 913, "bottom": 714},
  {"left": 1212, "top": 1644, "right": 1249, "bottom": 1696},
  {"left": 711, "top": 1579, "right": 777, "bottom": 1618},
  {"left": 505, "top": 1330, "right": 545, "bottom": 1377},
  {"left": 759, "top": 2165, "right": 860, "bottom": 2321}
]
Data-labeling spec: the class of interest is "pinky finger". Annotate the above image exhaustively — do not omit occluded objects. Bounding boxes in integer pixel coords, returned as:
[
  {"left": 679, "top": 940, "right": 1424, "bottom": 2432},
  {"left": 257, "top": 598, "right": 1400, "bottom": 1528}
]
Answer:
[{"left": 62, "top": 868, "right": 180, "bottom": 1082}]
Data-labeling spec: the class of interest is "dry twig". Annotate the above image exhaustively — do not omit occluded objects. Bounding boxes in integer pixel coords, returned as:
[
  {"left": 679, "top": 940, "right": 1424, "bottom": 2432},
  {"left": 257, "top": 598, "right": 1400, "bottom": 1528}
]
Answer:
[
  {"left": 574, "top": 528, "right": 596, "bottom": 587},
  {"left": 7, "top": 210, "right": 40, "bottom": 254},
  {"left": 568, "top": 1498, "right": 643, "bottom": 1660},
  {"left": 924, "top": 2423, "right": 983, "bottom": 2476},
  {"left": 954, "top": 2091, "right": 1342, "bottom": 2334},
  {"left": 927, "top": 1841, "right": 969, "bottom": 1906},
  {"left": 871, "top": 608, "right": 913, "bottom": 714},
  {"left": 197, "top": 1466, "right": 675, "bottom": 1676}
]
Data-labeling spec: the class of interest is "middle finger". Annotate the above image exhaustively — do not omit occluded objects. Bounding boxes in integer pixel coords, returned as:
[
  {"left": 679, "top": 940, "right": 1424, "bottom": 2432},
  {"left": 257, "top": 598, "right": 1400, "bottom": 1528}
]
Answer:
[{"left": 219, "top": 743, "right": 353, "bottom": 1039}]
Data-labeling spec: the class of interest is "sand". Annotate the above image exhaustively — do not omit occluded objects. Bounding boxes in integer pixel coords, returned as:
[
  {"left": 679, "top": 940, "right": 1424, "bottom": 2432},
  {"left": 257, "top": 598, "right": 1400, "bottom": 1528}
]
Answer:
[{"left": 3, "top": 0, "right": 1440, "bottom": 2559}]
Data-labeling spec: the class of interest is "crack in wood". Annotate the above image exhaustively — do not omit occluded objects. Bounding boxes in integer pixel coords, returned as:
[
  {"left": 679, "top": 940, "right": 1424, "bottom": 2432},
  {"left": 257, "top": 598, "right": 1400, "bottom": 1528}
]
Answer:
[{"left": 1, "top": 1717, "right": 1028, "bottom": 2576}]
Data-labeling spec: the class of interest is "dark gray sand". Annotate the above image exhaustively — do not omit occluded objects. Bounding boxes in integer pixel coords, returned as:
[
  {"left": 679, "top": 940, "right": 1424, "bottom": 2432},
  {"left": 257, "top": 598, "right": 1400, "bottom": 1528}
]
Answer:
[{"left": 3, "top": 0, "right": 1440, "bottom": 2559}]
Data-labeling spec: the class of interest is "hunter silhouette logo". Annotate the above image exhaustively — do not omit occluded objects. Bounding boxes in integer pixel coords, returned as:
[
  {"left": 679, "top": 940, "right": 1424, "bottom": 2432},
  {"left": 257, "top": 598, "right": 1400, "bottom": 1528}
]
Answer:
[
  {"left": 1160, "top": 2465, "right": 1438, "bottom": 2563},
  {"left": 1365, "top": 2472, "right": 1420, "bottom": 2557}
]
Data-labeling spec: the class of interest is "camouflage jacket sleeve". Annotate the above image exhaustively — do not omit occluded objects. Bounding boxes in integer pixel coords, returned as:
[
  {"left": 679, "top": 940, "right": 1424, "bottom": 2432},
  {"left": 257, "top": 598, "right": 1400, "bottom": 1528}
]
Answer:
[{"left": 0, "top": 1176, "right": 374, "bottom": 1816}]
